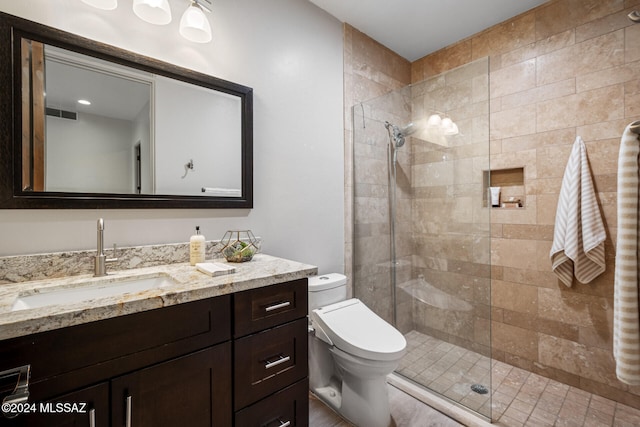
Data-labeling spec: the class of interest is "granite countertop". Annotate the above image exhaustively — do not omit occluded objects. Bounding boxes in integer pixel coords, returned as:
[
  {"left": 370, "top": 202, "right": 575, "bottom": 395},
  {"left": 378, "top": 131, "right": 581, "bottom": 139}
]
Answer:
[{"left": 0, "top": 254, "right": 317, "bottom": 341}]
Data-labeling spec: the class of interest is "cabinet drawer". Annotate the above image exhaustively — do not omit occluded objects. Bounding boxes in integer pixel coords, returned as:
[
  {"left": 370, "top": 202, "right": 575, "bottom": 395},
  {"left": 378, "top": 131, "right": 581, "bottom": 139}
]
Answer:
[
  {"left": 235, "top": 378, "right": 309, "bottom": 427},
  {"left": 234, "top": 318, "right": 308, "bottom": 410},
  {"left": 234, "top": 278, "right": 307, "bottom": 338},
  {"left": 0, "top": 295, "right": 231, "bottom": 400}
]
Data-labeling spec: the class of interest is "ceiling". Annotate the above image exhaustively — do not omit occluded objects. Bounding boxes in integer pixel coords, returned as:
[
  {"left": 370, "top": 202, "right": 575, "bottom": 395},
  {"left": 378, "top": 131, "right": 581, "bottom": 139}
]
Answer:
[
  {"left": 309, "top": 0, "right": 550, "bottom": 61},
  {"left": 45, "top": 46, "right": 151, "bottom": 121}
]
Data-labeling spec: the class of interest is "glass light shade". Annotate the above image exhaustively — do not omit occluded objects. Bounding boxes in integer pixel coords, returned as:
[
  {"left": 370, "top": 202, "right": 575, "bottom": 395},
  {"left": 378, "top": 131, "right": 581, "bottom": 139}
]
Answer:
[
  {"left": 441, "top": 118, "right": 459, "bottom": 135},
  {"left": 81, "top": 0, "right": 117, "bottom": 10},
  {"left": 426, "top": 113, "right": 442, "bottom": 128},
  {"left": 180, "top": 4, "right": 212, "bottom": 43},
  {"left": 133, "top": 0, "right": 172, "bottom": 25}
]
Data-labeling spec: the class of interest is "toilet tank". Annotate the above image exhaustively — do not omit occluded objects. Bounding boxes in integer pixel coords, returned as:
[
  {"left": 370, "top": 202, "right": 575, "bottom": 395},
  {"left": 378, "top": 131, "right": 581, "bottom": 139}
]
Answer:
[{"left": 308, "top": 273, "right": 347, "bottom": 313}]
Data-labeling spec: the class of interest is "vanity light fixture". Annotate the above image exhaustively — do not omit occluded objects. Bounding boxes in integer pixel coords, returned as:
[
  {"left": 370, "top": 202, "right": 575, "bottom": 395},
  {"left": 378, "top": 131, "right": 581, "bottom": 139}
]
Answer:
[
  {"left": 426, "top": 112, "right": 459, "bottom": 136},
  {"left": 133, "top": 0, "right": 172, "bottom": 25},
  {"left": 81, "top": 0, "right": 117, "bottom": 10},
  {"left": 179, "top": 0, "right": 212, "bottom": 43},
  {"left": 81, "top": 0, "right": 212, "bottom": 43}
]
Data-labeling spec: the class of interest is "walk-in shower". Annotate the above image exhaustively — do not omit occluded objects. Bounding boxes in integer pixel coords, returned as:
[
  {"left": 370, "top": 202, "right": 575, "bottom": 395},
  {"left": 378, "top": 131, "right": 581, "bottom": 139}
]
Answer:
[{"left": 352, "top": 58, "right": 492, "bottom": 419}]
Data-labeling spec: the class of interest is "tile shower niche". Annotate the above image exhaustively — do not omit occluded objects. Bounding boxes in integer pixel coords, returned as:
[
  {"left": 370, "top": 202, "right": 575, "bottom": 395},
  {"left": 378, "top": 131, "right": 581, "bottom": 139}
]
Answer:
[{"left": 483, "top": 167, "right": 525, "bottom": 208}]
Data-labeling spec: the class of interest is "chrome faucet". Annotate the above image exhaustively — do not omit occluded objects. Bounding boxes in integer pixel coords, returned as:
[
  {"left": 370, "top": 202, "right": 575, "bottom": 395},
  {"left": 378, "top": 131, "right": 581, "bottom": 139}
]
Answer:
[{"left": 94, "top": 218, "right": 118, "bottom": 277}]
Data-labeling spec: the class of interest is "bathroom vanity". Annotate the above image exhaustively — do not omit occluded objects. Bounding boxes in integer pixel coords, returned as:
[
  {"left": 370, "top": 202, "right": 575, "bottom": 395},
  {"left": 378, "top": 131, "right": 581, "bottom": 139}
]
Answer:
[{"left": 0, "top": 254, "right": 315, "bottom": 427}]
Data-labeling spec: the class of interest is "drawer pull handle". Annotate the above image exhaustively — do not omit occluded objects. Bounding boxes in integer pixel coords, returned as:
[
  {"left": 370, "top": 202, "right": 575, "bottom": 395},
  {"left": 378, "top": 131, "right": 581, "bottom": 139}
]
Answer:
[
  {"left": 262, "top": 419, "right": 291, "bottom": 427},
  {"left": 89, "top": 408, "right": 96, "bottom": 427},
  {"left": 265, "top": 301, "right": 291, "bottom": 312},
  {"left": 125, "top": 395, "right": 132, "bottom": 427},
  {"left": 264, "top": 355, "right": 291, "bottom": 369}
]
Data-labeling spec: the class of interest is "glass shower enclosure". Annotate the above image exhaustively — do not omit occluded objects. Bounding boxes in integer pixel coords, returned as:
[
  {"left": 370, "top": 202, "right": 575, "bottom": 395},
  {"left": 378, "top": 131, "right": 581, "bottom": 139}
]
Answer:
[{"left": 352, "top": 58, "right": 492, "bottom": 419}]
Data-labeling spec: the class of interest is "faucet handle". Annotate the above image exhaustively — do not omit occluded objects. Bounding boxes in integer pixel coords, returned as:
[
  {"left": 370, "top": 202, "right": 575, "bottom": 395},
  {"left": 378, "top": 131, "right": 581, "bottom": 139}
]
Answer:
[{"left": 107, "top": 243, "right": 119, "bottom": 263}]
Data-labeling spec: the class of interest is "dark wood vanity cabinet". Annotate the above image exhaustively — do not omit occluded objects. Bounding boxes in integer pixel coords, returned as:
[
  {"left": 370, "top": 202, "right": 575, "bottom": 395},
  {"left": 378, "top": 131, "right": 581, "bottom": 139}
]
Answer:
[
  {"left": 0, "top": 295, "right": 232, "bottom": 427},
  {"left": 0, "top": 278, "right": 309, "bottom": 427},
  {"left": 233, "top": 278, "right": 309, "bottom": 427}
]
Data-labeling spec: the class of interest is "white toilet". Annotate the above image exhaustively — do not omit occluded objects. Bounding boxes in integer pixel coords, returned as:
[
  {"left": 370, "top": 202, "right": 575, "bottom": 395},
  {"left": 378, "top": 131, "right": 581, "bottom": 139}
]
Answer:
[{"left": 308, "top": 274, "right": 406, "bottom": 427}]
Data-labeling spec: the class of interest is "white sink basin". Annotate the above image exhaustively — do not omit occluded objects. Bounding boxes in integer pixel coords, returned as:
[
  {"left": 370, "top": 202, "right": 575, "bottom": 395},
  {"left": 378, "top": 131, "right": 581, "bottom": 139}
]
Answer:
[{"left": 11, "top": 275, "right": 176, "bottom": 312}]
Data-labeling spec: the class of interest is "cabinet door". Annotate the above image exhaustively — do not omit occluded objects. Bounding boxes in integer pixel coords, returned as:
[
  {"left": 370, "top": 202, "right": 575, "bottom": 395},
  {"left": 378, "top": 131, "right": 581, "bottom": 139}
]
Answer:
[
  {"left": 3, "top": 382, "right": 109, "bottom": 427},
  {"left": 111, "top": 344, "right": 232, "bottom": 427}
]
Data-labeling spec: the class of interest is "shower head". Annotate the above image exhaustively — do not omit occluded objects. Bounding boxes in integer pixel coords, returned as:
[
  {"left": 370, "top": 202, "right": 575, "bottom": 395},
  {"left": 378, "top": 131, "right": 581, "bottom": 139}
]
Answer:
[
  {"left": 384, "top": 121, "right": 416, "bottom": 148},
  {"left": 629, "top": 10, "right": 640, "bottom": 22}
]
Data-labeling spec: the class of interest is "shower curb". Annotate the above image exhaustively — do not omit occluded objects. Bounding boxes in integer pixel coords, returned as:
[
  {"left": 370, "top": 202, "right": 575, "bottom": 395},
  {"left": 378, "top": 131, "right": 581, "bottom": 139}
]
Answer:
[{"left": 387, "top": 373, "right": 493, "bottom": 427}]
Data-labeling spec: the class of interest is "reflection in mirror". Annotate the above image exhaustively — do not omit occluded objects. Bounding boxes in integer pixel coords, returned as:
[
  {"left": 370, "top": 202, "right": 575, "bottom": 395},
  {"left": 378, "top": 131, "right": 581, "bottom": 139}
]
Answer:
[
  {"left": 0, "top": 11, "right": 253, "bottom": 209},
  {"left": 37, "top": 43, "right": 152, "bottom": 194},
  {"left": 154, "top": 76, "right": 242, "bottom": 197},
  {"left": 21, "top": 41, "right": 242, "bottom": 197}
]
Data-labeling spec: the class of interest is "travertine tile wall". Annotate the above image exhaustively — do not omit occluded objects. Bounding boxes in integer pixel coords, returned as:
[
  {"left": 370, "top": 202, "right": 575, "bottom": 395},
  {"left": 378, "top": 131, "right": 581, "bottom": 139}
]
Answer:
[
  {"left": 343, "top": 25, "right": 411, "bottom": 320},
  {"left": 351, "top": 87, "right": 414, "bottom": 327},
  {"left": 408, "top": 59, "right": 492, "bottom": 357},
  {"left": 411, "top": 0, "right": 640, "bottom": 408}
]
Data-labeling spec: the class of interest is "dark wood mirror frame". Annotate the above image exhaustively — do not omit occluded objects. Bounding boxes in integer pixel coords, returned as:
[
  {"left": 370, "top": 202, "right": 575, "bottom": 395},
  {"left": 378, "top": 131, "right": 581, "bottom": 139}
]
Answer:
[{"left": 0, "top": 12, "right": 253, "bottom": 209}]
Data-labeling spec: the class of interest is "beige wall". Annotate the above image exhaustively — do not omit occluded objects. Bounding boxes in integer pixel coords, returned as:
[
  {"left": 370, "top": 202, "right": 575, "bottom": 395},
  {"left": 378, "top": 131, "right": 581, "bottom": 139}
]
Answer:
[{"left": 345, "top": 0, "right": 640, "bottom": 410}]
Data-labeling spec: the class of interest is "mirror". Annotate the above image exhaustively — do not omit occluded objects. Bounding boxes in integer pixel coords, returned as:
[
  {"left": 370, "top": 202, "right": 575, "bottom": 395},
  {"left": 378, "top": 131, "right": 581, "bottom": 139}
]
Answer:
[{"left": 0, "top": 12, "right": 253, "bottom": 209}]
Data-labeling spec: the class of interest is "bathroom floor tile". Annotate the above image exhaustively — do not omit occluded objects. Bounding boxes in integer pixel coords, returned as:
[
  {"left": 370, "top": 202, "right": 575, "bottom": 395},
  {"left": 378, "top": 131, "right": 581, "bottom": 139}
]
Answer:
[
  {"left": 310, "top": 334, "right": 640, "bottom": 426},
  {"left": 397, "top": 331, "right": 640, "bottom": 427},
  {"left": 309, "top": 392, "right": 353, "bottom": 427}
]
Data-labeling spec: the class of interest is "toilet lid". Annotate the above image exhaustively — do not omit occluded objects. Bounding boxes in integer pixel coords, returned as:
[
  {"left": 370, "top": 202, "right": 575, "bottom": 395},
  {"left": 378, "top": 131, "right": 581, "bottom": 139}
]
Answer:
[{"left": 311, "top": 299, "right": 406, "bottom": 361}]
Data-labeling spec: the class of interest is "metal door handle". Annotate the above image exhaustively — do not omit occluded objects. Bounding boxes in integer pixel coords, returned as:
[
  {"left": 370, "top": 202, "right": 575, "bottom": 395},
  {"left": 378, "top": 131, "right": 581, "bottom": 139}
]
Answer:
[
  {"left": 125, "top": 395, "right": 132, "bottom": 427},
  {"left": 264, "top": 355, "right": 290, "bottom": 369},
  {"left": 89, "top": 408, "right": 95, "bottom": 427},
  {"left": 265, "top": 301, "right": 290, "bottom": 312}
]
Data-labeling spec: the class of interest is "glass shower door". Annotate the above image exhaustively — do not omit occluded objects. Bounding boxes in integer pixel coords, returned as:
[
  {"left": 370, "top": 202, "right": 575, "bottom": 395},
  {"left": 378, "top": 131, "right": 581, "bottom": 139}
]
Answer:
[{"left": 352, "top": 58, "right": 492, "bottom": 419}]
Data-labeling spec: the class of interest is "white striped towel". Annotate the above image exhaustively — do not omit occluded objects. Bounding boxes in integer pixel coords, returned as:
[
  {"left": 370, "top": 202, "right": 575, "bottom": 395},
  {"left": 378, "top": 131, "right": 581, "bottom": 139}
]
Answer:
[
  {"left": 614, "top": 123, "right": 640, "bottom": 385},
  {"left": 550, "top": 136, "right": 606, "bottom": 287}
]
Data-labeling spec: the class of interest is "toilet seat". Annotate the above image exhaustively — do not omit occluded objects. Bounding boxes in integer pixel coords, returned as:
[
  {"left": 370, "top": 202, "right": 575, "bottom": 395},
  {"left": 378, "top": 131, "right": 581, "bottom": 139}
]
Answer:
[{"left": 311, "top": 298, "right": 406, "bottom": 361}]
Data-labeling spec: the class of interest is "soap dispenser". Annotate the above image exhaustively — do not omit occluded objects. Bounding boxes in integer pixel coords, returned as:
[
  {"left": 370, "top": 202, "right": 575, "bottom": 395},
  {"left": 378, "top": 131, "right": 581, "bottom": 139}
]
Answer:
[{"left": 190, "top": 226, "right": 206, "bottom": 266}]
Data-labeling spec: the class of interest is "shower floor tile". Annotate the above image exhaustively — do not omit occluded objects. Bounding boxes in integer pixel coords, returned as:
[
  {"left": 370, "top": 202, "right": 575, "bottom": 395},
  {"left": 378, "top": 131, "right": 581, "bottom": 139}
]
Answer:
[{"left": 398, "top": 330, "right": 640, "bottom": 427}]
